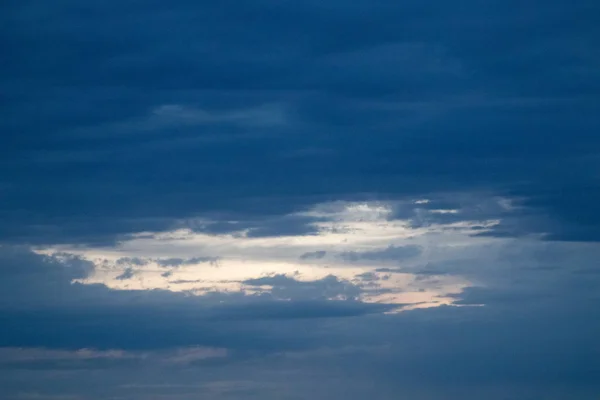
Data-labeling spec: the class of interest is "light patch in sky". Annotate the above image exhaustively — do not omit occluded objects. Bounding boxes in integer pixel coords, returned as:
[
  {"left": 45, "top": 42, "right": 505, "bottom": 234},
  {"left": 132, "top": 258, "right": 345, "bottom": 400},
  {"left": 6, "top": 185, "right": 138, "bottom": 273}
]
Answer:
[{"left": 37, "top": 201, "right": 502, "bottom": 310}]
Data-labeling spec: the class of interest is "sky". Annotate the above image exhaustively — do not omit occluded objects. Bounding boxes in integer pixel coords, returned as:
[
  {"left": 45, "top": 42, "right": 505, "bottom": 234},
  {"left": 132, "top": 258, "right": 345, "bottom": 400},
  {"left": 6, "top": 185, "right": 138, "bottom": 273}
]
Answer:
[{"left": 1, "top": 1, "right": 600, "bottom": 399}]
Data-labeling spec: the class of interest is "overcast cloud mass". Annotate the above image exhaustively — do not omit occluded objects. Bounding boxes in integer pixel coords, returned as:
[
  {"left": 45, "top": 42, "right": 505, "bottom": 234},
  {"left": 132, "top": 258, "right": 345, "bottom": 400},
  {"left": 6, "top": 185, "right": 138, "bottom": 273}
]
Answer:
[{"left": 1, "top": 1, "right": 600, "bottom": 399}]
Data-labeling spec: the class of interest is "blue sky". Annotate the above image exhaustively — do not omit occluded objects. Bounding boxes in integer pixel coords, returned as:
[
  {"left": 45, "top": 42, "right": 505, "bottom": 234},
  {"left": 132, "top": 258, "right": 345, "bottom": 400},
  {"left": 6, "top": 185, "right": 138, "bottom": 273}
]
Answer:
[{"left": 1, "top": 1, "right": 600, "bottom": 399}]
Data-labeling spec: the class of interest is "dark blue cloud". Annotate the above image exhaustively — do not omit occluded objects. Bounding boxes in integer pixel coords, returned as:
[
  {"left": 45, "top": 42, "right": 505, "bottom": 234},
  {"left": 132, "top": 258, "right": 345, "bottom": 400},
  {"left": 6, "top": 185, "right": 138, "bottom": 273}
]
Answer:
[
  {"left": 1, "top": 243, "right": 600, "bottom": 398},
  {"left": 299, "top": 250, "right": 327, "bottom": 260},
  {"left": 0, "top": 247, "right": 389, "bottom": 351},
  {"left": 115, "top": 267, "right": 136, "bottom": 280},
  {"left": 242, "top": 274, "right": 362, "bottom": 301},
  {"left": 1, "top": 0, "right": 599, "bottom": 244}
]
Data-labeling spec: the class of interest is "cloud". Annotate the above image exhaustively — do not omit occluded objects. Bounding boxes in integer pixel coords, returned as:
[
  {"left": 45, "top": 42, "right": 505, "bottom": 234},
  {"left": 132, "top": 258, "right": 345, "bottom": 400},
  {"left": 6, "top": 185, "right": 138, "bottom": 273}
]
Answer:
[
  {"left": 1, "top": 0, "right": 599, "bottom": 246},
  {"left": 186, "top": 213, "right": 325, "bottom": 238},
  {"left": 156, "top": 257, "right": 219, "bottom": 267},
  {"left": 242, "top": 274, "right": 361, "bottom": 301},
  {"left": 340, "top": 245, "right": 422, "bottom": 262},
  {"left": 299, "top": 250, "right": 327, "bottom": 260},
  {"left": 0, "top": 247, "right": 93, "bottom": 281},
  {"left": 149, "top": 103, "right": 287, "bottom": 128},
  {"left": 169, "top": 279, "right": 203, "bottom": 285},
  {"left": 0, "top": 346, "right": 227, "bottom": 372},
  {"left": 0, "top": 247, "right": 392, "bottom": 351},
  {"left": 209, "top": 300, "right": 395, "bottom": 321},
  {"left": 115, "top": 267, "right": 135, "bottom": 280},
  {"left": 73, "top": 103, "right": 287, "bottom": 140},
  {"left": 355, "top": 271, "right": 388, "bottom": 282},
  {"left": 116, "top": 257, "right": 149, "bottom": 266},
  {"left": 1, "top": 0, "right": 600, "bottom": 398},
  {"left": 2, "top": 239, "right": 600, "bottom": 398}
]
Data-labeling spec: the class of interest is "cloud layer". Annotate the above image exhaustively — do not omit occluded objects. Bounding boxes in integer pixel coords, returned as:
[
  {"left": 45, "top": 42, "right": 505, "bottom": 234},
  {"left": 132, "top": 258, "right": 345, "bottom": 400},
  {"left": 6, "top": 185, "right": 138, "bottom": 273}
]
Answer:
[{"left": 2, "top": 0, "right": 600, "bottom": 398}]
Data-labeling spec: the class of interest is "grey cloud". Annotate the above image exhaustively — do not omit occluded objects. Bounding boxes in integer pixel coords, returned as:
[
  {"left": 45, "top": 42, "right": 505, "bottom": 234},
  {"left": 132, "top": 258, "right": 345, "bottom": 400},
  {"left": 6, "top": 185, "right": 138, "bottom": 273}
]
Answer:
[
  {"left": 3, "top": 298, "right": 600, "bottom": 399},
  {"left": 1, "top": 0, "right": 599, "bottom": 246},
  {"left": 243, "top": 274, "right": 361, "bottom": 301},
  {"left": 208, "top": 300, "right": 394, "bottom": 321},
  {"left": 0, "top": 248, "right": 93, "bottom": 281},
  {"left": 299, "top": 250, "right": 327, "bottom": 260},
  {"left": 156, "top": 257, "right": 219, "bottom": 267},
  {"left": 389, "top": 195, "right": 516, "bottom": 228},
  {"left": 244, "top": 215, "right": 322, "bottom": 238},
  {"left": 187, "top": 214, "right": 324, "bottom": 238},
  {"left": 2, "top": 0, "right": 600, "bottom": 397},
  {"left": 340, "top": 245, "right": 422, "bottom": 262},
  {"left": 77, "top": 103, "right": 287, "bottom": 139},
  {"left": 354, "top": 272, "right": 387, "bottom": 282},
  {"left": 115, "top": 268, "right": 135, "bottom": 281},
  {"left": 0, "top": 247, "right": 391, "bottom": 351},
  {"left": 0, "top": 247, "right": 96, "bottom": 309},
  {"left": 2, "top": 241, "right": 600, "bottom": 398},
  {"left": 116, "top": 257, "right": 149, "bottom": 266}
]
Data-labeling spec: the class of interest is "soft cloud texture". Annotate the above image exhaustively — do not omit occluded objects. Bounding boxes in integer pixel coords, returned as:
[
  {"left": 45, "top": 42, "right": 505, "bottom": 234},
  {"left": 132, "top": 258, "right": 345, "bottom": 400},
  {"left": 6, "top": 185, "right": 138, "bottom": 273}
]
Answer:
[
  {"left": 340, "top": 245, "right": 422, "bottom": 262},
  {"left": 2, "top": 0, "right": 600, "bottom": 398}
]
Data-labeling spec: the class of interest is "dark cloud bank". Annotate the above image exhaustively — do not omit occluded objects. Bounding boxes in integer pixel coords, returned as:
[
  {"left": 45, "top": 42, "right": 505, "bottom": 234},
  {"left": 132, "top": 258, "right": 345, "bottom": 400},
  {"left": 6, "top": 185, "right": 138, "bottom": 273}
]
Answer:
[
  {"left": 1, "top": 0, "right": 599, "bottom": 245},
  {"left": 1, "top": 239, "right": 600, "bottom": 398}
]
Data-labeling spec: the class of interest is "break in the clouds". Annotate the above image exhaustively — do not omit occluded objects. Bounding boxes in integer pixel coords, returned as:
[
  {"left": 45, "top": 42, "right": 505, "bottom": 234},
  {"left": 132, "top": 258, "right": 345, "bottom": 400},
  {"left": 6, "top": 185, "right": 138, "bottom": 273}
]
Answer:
[{"left": 2, "top": 0, "right": 600, "bottom": 399}]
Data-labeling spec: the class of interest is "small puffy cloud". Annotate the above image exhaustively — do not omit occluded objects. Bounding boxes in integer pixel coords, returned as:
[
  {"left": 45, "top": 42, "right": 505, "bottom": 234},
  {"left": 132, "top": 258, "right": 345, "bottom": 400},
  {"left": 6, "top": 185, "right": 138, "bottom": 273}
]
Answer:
[
  {"left": 116, "top": 257, "right": 149, "bottom": 266},
  {"left": 354, "top": 272, "right": 387, "bottom": 282},
  {"left": 115, "top": 267, "right": 136, "bottom": 281}
]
